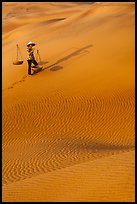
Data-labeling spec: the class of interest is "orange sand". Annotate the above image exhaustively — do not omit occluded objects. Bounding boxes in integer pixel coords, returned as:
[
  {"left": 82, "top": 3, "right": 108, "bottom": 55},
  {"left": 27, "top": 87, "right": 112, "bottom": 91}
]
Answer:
[{"left": 2, "top": 2, "right": 135, "bottom": 202}]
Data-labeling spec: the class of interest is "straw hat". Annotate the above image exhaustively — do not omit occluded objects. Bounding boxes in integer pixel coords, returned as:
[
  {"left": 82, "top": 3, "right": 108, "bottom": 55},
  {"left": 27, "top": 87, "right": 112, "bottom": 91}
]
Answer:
[{"left": 27, "top": 41, "right": 36, "bottom": 47}]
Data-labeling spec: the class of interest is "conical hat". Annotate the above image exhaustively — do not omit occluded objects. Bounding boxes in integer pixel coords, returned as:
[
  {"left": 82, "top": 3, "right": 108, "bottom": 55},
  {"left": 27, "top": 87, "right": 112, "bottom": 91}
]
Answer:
[{"left": 27, "top": 42, "right": 36, "bottom": 47}]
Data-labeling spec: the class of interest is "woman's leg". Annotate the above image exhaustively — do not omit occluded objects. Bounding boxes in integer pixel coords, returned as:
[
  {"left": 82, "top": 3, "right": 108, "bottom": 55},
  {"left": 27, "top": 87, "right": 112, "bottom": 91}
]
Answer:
[
  {"left": 27, "top": 60, "right": 32, "bottom": 75},
  {"left": 32, "top": 58, "right": 38, "bottom": 66}
]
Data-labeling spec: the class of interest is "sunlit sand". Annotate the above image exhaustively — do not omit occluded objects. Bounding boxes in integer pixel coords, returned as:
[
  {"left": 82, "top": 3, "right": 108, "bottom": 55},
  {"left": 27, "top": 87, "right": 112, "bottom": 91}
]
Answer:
[{"left": 2, "top": 2, "right": 135, "bottom": 202}]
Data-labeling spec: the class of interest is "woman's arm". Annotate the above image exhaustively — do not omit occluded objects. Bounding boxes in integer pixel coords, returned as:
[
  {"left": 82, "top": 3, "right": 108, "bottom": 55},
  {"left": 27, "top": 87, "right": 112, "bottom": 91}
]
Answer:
[{"left": 27, "top": 48, "right": 34, "bottom": 55}]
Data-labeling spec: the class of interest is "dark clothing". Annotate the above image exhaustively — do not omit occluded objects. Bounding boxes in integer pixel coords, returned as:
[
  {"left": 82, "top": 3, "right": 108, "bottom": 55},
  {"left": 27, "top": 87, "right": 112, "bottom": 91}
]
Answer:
[
  {"left": 27, "top": 46, "right": 38, "bottom": 75},
  {"left": 27, "top": 59, "right": 38, "bottom": 75}
]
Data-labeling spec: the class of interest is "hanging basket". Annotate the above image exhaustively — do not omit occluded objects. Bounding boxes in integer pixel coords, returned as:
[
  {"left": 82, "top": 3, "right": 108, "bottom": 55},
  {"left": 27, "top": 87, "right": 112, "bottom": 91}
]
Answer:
[
  {"left": 13, "top": 44, "right": 24, "bottom": 65},
  {"left": 13, "top": 60, "right": 23, "bottom": 65}
]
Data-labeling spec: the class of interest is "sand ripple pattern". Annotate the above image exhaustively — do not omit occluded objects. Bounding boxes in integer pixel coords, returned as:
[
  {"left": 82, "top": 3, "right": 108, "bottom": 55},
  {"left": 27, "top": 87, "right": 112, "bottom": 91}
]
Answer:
[{"left": 2, "top": 89, "right": 135, "bottom": 185}]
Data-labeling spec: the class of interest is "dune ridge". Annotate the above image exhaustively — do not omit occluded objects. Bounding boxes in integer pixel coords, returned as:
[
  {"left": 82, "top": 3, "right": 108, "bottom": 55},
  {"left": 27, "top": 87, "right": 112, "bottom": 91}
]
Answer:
[{"left": 2, "top": 151, "right": 135, "bottom": 202}]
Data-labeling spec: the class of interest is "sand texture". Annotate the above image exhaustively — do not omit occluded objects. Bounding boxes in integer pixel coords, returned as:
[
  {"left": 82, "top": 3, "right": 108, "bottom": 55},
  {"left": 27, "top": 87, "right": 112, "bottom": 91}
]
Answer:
[{"left": 2, "top": 2, "right": 135, "bottom": 202}]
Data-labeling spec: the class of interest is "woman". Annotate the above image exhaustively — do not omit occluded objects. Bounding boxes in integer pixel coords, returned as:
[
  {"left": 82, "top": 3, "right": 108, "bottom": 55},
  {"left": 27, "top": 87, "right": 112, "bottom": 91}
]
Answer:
[{"left": 27, "top": 42, "right": 39, "bottom": 75}]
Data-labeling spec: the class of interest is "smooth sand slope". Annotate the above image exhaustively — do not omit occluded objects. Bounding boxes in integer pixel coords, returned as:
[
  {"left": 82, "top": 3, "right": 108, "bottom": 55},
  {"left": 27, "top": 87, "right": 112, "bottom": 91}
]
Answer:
[{"left": 2, "top": 2, "right": 135, "bottom": 202}]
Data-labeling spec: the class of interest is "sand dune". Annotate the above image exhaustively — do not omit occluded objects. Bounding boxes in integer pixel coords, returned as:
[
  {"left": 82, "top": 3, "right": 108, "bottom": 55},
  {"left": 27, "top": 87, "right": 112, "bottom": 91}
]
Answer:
[
  {"left": 3, "top": 151, "right": 135, "bottom": 202},
  {"left": 2, "top": 2, "right": 135, "bottom": 202}
]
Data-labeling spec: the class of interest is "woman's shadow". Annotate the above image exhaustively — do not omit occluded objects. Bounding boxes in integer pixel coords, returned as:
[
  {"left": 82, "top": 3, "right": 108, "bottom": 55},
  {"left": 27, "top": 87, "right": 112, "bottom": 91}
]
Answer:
[
  {"left": 38, "top": 61, "right": 48, "bottom": 65},
  {"left": 41, "top": 44, "right": 93, "bottom": 72},
  {"left": 50, "top": 66, "right": 63, "bottom": 71}
]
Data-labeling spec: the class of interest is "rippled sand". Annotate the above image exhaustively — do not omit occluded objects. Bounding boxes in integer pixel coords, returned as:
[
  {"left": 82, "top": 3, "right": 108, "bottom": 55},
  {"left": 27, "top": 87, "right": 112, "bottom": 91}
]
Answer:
[{"left": 2, "top": 2, "right": 135, "bottom": 202}]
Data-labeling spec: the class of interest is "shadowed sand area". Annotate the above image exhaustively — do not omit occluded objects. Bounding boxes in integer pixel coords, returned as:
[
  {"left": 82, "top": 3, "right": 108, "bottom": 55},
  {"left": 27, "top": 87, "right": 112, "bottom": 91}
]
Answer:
[{"left": 2, "top": 2, "right": 135, "bottom": 202}]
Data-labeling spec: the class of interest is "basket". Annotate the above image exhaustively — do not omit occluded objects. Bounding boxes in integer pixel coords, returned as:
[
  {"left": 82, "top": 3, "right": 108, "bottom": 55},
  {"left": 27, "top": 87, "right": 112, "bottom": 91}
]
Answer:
[
  {"left": 13, "top": 44, "right": 23, "bottom": 65},
  {"left": 13, "top": 60, "right": 24, "bottom": 65}
]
